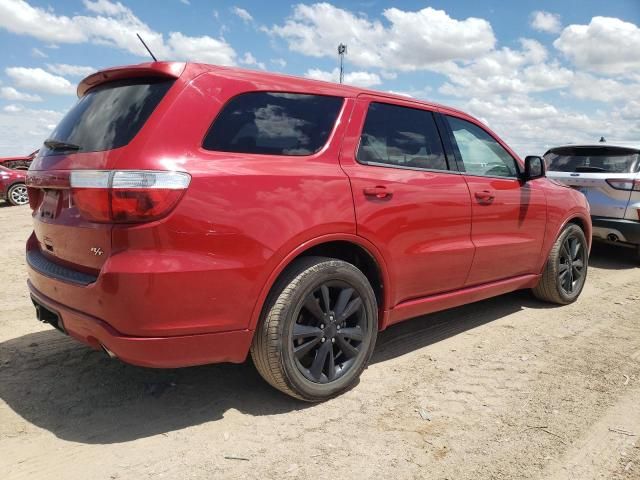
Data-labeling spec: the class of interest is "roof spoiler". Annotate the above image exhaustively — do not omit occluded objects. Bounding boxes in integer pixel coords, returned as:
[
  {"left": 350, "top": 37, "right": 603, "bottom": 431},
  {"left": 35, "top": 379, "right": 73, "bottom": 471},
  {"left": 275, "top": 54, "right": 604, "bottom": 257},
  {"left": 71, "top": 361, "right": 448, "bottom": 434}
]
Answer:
[{"left": 77, "top": 62, "right": 186, "bottom": 97}]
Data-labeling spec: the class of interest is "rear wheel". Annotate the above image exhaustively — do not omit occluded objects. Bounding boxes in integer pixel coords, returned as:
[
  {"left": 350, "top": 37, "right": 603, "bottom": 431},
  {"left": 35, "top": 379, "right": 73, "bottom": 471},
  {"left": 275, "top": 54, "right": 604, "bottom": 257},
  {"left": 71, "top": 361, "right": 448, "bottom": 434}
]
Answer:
[
  {"left": 251, "top": 257, "right": 378, "bottom": 401},
  {"left": 533, "top": 223, "right": 588, "bottom": 304},
  {"left": 7, "top": 183, "right": 28, "bottom": 206}
]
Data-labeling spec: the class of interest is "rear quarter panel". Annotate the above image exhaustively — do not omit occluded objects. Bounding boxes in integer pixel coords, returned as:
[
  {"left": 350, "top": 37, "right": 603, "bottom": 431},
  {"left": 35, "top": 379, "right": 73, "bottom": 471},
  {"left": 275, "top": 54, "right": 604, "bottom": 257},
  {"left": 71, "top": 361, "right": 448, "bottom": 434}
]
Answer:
[{"left": 102, "top": 75, "right": 358, "bottom": 336}]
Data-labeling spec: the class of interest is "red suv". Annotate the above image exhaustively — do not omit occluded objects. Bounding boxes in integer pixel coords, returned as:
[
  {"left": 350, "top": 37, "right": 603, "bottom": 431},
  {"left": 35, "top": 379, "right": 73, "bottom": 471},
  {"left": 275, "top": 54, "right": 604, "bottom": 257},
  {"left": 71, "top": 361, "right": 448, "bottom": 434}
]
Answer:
[{"left": 26, "top": 62, "right": 591, "bottom": 401}]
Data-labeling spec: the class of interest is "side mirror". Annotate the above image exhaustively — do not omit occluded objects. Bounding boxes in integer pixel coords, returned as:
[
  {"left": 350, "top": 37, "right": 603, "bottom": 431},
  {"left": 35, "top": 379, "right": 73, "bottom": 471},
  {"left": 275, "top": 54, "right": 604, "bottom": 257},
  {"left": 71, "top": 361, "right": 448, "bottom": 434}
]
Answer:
[{"left": 523, "top": 156, "right": 545, "bottom": 181}]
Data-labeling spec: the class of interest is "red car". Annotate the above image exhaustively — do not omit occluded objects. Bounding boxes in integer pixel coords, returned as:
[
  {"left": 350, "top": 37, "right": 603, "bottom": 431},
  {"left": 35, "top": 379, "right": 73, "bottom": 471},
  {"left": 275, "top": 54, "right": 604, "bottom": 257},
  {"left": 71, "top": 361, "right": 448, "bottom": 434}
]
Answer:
[
  {"left": 1, "top": 165, "right": 28, "bottom": 206},
  {"left": 0, "top": 150, "right": 38, "bottom": 170},
  {"left": 25, "top": 62, "right": 591, "bottom": 401}
]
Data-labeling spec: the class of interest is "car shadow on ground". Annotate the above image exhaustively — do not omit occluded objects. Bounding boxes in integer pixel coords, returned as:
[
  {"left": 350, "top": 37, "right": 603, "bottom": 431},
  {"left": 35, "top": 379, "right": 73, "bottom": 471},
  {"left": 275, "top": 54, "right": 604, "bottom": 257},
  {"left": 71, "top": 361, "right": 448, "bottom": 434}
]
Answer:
[
  {"left": 588, "top": 241, "right": 638, "bottom": 270},
  {"left": 0, "top": 289, "right": 550, "bottom": 445},
  {"left": 0, "top": 239, "right": 634, "bottom": 445}
]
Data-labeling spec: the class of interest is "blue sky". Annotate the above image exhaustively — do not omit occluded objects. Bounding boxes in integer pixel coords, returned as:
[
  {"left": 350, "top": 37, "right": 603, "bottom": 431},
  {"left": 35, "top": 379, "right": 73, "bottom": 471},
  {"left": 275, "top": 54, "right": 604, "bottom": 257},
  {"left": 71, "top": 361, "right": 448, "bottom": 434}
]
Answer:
[{"left": 0, "top": 0, "right": 638, "bottom": 156}]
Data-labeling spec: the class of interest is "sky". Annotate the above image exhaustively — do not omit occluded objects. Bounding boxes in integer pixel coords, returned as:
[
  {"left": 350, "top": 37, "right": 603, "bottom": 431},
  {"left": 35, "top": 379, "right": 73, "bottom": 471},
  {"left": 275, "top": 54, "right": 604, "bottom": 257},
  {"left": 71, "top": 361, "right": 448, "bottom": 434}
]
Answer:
[{"left": 0, "top": 0, "right": 638, "bottom": 157}]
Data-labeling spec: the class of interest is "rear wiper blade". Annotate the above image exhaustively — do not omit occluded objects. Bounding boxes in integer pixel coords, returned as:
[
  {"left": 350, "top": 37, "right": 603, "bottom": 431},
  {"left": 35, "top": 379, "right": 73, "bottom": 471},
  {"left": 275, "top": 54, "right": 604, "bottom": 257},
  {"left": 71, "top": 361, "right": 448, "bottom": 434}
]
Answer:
[
  {"left": 43, "top": 139, "right": 81, "bottom": 151},
  {"left": 574, "top": 166, "right": 606, "bottom": 172}
]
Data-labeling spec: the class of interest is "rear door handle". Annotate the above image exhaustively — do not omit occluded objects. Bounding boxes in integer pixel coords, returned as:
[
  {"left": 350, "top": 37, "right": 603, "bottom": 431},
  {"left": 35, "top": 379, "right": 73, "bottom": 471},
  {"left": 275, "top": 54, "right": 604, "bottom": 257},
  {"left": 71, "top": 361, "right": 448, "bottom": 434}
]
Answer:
[
  {"left": 474, "top": 190, "right": 495, "bottom": 203},
  {"left": 363, "top": 186, "right": 392, "bottom": 199}
]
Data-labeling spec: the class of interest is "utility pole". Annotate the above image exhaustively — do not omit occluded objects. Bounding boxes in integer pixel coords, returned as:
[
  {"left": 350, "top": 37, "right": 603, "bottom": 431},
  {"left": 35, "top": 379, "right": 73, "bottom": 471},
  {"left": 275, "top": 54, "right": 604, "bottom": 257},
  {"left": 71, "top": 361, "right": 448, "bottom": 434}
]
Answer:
[{"left": 338, "top": 43, "right": 347, "bottom": 84}]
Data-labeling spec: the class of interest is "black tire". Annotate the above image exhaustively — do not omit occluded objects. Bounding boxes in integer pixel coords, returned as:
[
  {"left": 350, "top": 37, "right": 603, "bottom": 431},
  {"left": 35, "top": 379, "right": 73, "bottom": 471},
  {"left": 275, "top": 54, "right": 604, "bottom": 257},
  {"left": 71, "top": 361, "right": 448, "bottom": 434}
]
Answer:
[
  {"left": 7, "top": 183, "right": 29, "bottom": 206},
  {"left": 251, "top": 256, "right": 378, "bottom": 401},
  {"left": 533, "top": 223, "right": 588, "bottom": 304}
]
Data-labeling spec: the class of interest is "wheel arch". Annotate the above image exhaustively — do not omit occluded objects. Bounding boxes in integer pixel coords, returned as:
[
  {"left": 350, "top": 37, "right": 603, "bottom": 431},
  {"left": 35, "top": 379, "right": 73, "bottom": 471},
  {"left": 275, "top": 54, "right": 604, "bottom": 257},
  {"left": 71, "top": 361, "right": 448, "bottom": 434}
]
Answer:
[
  {"left": 537, "top": 211, "right": 592, "bottom": 275},
  {"left": 248, "top": 234, "right": 391, "bottom": 332}
]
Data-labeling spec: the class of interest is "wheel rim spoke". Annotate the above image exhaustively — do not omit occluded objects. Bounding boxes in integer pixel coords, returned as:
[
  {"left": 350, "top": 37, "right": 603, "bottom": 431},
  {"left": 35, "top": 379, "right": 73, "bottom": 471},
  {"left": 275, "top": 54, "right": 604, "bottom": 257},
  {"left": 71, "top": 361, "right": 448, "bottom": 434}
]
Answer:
[
  {"left": 335, "top": 334, "right": 359, "bottom": 358},
  {"left": 294, "top": 336, "right": 322, "bottom": 358},
  {"left": 293, "top": 323, "right": 323, "bottom": 340},
  {"left": 320, "top": 285, "right": 331, "bottom": 312},
  {"left": 309, "top": 341, "right": 331, "bottom": 381},
  {"left": 334, "top": 287, "right": 353, "bottom": 317},
  {"left": 303, "top": 297, "right": 325, "bottom": 321},
  {"left": 338, "top": 297, "right": 362, "bottom": 323},
  {"left": 338, "top": 326, "right": 363, "bottom": 341},
  {"left": 326, "top": 347, "right": 336, "bottom": 381}
]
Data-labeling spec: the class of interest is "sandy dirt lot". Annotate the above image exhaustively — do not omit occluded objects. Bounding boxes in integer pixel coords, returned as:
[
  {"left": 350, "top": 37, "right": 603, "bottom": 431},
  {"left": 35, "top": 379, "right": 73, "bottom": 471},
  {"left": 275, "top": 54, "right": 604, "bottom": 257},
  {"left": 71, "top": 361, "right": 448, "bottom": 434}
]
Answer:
[{"left": 1, "top": 203, "right": 639, "bottom": 480}]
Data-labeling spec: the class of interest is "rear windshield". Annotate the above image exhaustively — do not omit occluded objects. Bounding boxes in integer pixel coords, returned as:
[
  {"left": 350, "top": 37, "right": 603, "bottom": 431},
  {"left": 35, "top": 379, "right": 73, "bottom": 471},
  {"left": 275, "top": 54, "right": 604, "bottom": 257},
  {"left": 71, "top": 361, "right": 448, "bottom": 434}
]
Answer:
[
  {"left": 545, "top": 147, "right": 639, "bottom": 173},
  {"left": 42, "top": 78, "right": 174, "bottom": 156},
  {"left": 203, "top": 92, "right": 343, "bottom": 155}
]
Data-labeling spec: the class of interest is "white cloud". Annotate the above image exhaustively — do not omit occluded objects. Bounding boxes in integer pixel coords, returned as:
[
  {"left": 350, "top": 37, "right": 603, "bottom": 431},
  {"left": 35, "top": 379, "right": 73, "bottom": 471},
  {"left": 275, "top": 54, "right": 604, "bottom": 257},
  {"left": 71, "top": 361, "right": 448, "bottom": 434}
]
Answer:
[
  {"left": 554, "top": 16, "right": 640, "bottom": 76},
  {"left": 232, "top": 6, "right": 253, "bottom": 23},
  {"left": 305, "top": 68, "right": 382, "bottom": 88},
  {"left": 83, "top": 0, "right": 129, "bottom": 16},
  {"left": 166, "top": 32, "right": 237, "bottom": 65},
  {"left": 570, "top": 73, "right": 640, "bottom": 103},
  {"left": 5, "top": 67, "right": 75, "bottom": 95},
  {"left": 459, "top": 94, "right": 639, "bottom": 156},
  {"left": 530, "top": 11, "right": 561, "bottom": 33},
  {"left": 0, "top": 86, "right": 43, "bottom": 102},
  {"left": 438, "top": 39, "right": 573, "bottom": 98},
  {"left": 239, "top": 52, "right": 266, "bottom": 70},
  {"left": 179, "top": 0, "right": 190, "bottom": 4},
  {"left": 46, "top": 63, "right": 96, "bottom": 77},
  {"left": 0, "top": 106, "right": 65, "bottom": 156},
  {"left": 0, "top": 0, "right": 86, "bottom": 43},
  {"left": 31, "top": 47, "right": 47, "bottom": 58},
  {"left": 270, "top": 58, "right": 287, "bottom": 68},
  {"left": 268, "top": 4, "right": 495, "bottom": 71},
  {"left": 3, "top": 104, "right": 24, "bottom": 113},
  {"left": 0, "top": 0, "right": 236, "bottom": 66}
]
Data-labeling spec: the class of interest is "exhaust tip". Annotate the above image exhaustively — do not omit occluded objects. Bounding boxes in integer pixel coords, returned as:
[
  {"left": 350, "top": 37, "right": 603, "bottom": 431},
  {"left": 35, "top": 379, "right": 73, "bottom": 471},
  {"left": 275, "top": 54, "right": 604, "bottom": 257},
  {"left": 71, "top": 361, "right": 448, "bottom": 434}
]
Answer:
[
  {"left": 607, "top": 233, "right": 619, "bottom": 242},
  {"left": 101, "top": 344, "right": 118, "bottom": 359}
]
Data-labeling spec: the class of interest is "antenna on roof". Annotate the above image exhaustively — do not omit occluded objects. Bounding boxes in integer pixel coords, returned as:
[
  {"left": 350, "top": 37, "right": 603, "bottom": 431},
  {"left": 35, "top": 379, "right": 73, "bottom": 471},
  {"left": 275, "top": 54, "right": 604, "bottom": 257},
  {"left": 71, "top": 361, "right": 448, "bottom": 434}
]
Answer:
[
  {"left": 136, "top": 33, "right": 158, "bottom": 62},
  {"left": 599, "top": 136, "right": 606, "bottom": 143}
]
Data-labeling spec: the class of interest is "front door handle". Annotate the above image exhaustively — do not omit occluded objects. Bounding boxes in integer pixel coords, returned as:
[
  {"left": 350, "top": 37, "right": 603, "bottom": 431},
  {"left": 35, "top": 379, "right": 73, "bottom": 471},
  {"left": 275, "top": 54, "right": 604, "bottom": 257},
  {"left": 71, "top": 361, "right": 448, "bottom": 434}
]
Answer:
[
  {"left": 363, "top": 186, "right": 392, "bottom": 199},
  {"left": 474, "top": 190, "right": 495, "bottom": 203}
]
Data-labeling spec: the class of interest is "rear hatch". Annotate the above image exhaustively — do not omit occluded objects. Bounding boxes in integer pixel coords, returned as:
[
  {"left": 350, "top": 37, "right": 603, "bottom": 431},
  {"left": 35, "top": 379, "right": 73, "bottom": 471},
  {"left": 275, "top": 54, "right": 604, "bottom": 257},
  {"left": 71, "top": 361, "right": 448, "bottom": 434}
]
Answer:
[
  {"left": 545, "top": 146, "right": 640, "bottom": 219},
  {"left": 27, "top": 72, "right": 177, "bottom": 276}
]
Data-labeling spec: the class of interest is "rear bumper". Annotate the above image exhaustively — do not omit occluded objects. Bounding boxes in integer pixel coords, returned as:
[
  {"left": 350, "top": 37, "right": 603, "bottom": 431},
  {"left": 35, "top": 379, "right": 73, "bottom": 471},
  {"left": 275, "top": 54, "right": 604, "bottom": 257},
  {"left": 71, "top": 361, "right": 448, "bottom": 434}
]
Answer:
[
  {"left": 28, "top": 281, "right": 253, "bottom": 368},
  {"left": 591, "top": 216, "right": 640, "bottom": 245}
]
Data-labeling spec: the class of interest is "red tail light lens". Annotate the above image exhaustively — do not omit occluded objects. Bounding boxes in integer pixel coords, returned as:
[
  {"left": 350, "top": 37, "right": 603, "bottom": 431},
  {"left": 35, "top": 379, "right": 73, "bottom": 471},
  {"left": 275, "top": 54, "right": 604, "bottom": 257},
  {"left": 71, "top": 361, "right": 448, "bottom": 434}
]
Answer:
[
  {"left": 70, "top": 170, "right": 191, "bottom": 223},
  {"left": 606, "top": 179, "right": 640, "bottom": 191}
]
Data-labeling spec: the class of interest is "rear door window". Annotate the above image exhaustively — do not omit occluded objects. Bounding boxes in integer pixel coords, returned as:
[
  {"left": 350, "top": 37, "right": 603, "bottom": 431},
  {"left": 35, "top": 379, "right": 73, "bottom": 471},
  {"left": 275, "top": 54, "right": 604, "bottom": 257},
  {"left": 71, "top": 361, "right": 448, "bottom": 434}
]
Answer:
[
  {"left": 446, "top": 116, "right": 519, "bottom": 178},
  {"left": 43, "top": 78, "right": 174, "bottom": 156},
  {"left": 203, "top": 92, "right": 343, "bottom": 155},
  {"left": 356, "top": 102, "right": 448, "bottom": 171},
  {"left": 545, "top": 147, "right": 639, "bottom": 173}
]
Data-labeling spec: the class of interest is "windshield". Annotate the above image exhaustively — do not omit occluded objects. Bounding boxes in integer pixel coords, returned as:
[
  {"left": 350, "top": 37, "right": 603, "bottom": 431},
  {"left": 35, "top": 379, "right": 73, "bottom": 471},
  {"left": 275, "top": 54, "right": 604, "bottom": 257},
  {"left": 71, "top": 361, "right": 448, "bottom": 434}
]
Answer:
[
  {"left": 42, "top": 78, "right": 174, "bottom": 156},
  {"left": 545, "top": 147, "right": 639, "bottom": 173}
]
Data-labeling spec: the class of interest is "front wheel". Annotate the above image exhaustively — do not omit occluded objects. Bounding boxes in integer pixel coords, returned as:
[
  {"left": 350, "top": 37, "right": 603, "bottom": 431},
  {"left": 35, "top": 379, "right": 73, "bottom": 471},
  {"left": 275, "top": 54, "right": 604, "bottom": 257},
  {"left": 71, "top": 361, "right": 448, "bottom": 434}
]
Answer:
[
  {"left": 251, "top": 257, "right": 378, "bottom": 401},
  {"left": 533, "top": 223, "right": 588, "bottom": 304},
  {"left": 7, "top": 183, "right": 29, "bottom": 206}
]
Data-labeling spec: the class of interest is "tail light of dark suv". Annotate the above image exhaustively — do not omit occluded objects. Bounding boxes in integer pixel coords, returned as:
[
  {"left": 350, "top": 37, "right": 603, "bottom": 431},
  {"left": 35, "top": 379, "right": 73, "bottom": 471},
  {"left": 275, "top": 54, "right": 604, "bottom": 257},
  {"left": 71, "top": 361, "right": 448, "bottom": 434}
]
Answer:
[
  {"left": 70, "top": 170, "right": 191, "bottom": 223},
  {"left": 605, "top": 178, "right": 640, "bottom": 191}
]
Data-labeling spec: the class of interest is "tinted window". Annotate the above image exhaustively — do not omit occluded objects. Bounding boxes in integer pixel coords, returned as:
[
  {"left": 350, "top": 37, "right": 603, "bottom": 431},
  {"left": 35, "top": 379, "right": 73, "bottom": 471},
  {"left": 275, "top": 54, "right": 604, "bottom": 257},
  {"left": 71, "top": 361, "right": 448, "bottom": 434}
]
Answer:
[
  {"left": 545, "top": 147, "right": 639, "bottom": 173},
  {"left": 43, "top": 79, "right": 174, "bottom": 156},
  {"left": 446, "top": 116, "right": 518, "bottom": 178},
  {"left": 203, "top": 92, "right": 343, "bottom": 155},
  {"left": 357, "top": 102, "right": 447, "bottom": 170}
]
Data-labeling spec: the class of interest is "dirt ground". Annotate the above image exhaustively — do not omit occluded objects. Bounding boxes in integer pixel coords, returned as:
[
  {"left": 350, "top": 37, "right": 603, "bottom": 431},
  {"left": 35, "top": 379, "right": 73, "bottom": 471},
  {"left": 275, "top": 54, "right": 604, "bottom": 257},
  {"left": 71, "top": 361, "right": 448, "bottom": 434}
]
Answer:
[{"left": 1, "top": 202, "right": 639, "bottom": 480}]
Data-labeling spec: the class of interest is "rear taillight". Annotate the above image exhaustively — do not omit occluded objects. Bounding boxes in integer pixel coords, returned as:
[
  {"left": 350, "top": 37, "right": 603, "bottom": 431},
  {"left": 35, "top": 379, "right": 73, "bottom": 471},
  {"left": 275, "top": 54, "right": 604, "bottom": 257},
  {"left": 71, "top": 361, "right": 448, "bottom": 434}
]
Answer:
[
  {"left": 70, "top": 170, "right": 190, "bottom": 223},
  {"left": 606, "top": 179, "right": 640, "bottom": 191}
]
